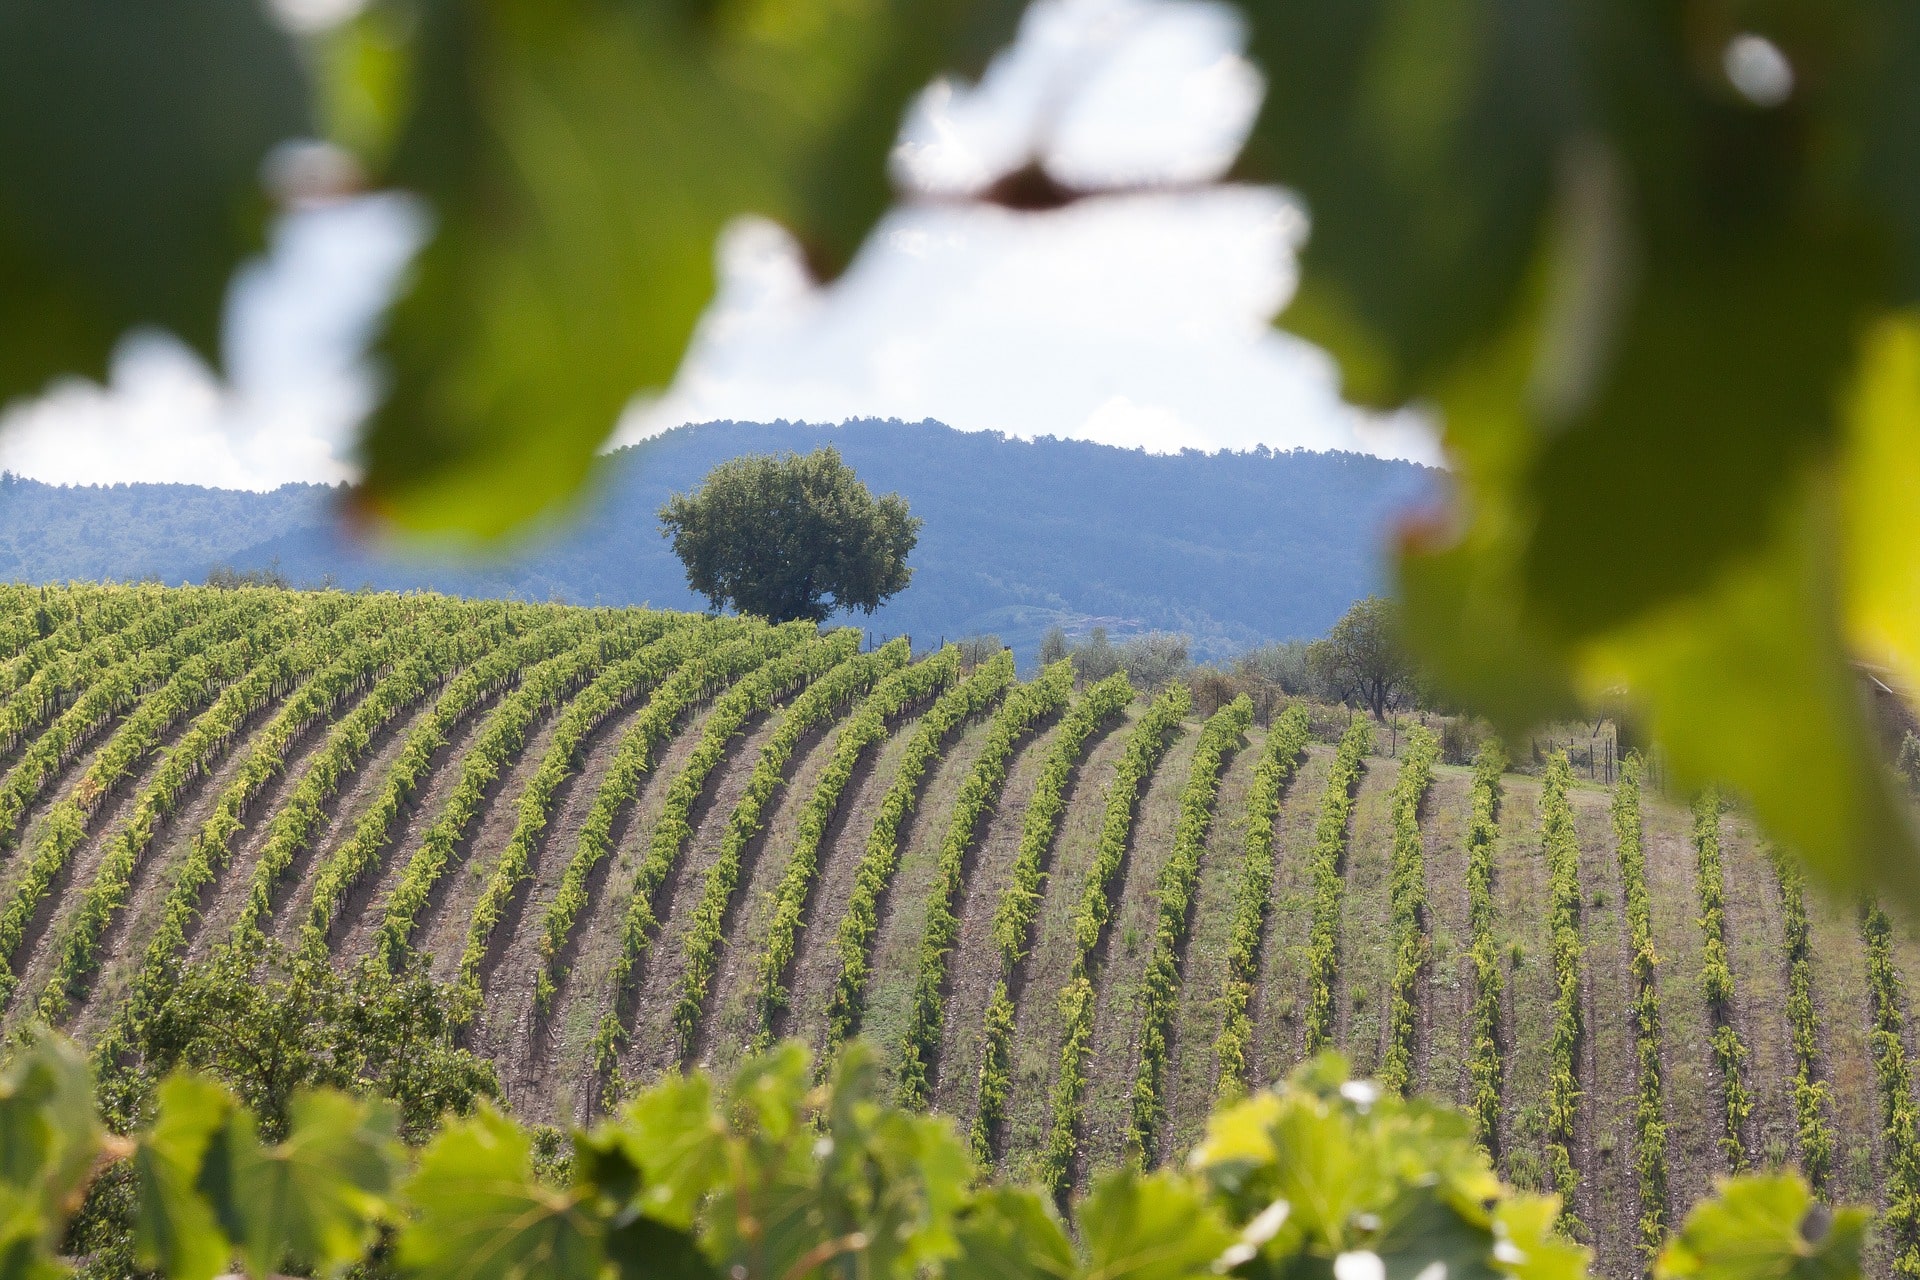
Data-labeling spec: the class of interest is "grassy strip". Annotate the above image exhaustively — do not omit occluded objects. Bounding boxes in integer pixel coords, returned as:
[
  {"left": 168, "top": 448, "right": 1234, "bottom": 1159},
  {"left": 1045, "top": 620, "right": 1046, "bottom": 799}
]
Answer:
[
  {"left": 455, "top": 622, "right": 730, "bottom": 1011},
  {"left": 533, "top": 622, "right": 806, "bottom": 1014},
  {"left": 1539, "top": 753, "right": 1583, "bottom": 1231},
  {"left": 971, "top": 672, "right": 1133, "bottom": 1159},
  {"left": 1125, "top": 694, "right": 1253, "bottom": 1161},
  {"left": 1613, "top": 756, "right": 1668, "bottom": 1256},
  {"left": 85, "top": 596, "right": 456, "bottom": 1067},
  {"left": 296, "top": 613, "right": 608, "bottom": 952},
  {"left": 895, "top": 658, "right": 1076, "bottom": 1107},
  {"left": 1766, "top": 846, "right": 1832, "bottom": 1191},
  {"left": 1466, "top": 743, "right": 1506, "bottom": 1152},
  {"left": 818, "top": 652, "right": 1016, "bottom": 1058},
  {"left": 33, "top": 597, "right": 359, "bottom": 1022},
  {"left": 1037, "top": 682, "right": 1190, "bottom": 1200},
  {"left": 592, "top": 630, "right": 863, "bottom": 1079},
  {"left": 747, "top": 647, "right": 963, "bottom": 1046},
  {"left": 1378, "top": 725, "right": 1439, "bottom": 1095},
  {"left": 1692, "top": 790, "right": 1752, "bottom": 1169},
  {"left": 1211, "top": 703, "right": 1310, "bottom": 1103},
  {"left": 1303, "top": 717, "right": 1373, "bottom": 1053},
  {"left": 1864, "top": 901, "right": 1920, "bottom": 1276},
  {"left": 670, "top": 639, "right": 912, "bottom": 1054}
]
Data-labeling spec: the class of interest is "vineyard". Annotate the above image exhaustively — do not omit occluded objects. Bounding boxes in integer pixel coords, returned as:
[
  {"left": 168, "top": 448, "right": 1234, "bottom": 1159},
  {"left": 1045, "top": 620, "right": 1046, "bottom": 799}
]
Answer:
[{"left": 5, "top": 583, "right": 1920, "bottom": 1277}]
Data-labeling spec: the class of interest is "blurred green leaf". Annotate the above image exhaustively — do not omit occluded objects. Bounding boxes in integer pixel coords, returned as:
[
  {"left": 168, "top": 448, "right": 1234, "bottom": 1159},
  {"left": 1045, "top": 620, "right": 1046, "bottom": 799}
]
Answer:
[
  {"left": 1656, "top": 1173, "right": 1868, "bottom": 1280},
  {"left": 0, "top": 0, "right": 308, "bottom": 404},
  {"left": 132, "top": 1075, "right": 230, "bottom": 1280},
  {"left": 1075, "top": 1167, "right": 1235, "bottom": 1280},
  {"left": 0, "top": 1035, "right": 102, "bottom": 1280},
  {"left": 950, "top": 1187, "right": 1075, "bottom": 1280}
]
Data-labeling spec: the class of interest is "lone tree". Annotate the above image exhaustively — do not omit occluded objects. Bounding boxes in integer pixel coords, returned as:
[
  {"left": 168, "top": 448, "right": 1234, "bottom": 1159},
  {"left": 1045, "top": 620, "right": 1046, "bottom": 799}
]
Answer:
[
  {"left": 1309, "top": 595, "right": 1415, "bottom": 721},
  {"left": 659, "top": 447, "right": 920, "bottom": 624}
]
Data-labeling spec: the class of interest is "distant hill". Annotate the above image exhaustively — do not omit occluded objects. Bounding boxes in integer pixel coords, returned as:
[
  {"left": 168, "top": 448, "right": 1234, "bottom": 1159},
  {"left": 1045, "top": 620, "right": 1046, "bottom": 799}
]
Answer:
[{"left": 0, "top": 418, "right": 1434, "bottom": 660}]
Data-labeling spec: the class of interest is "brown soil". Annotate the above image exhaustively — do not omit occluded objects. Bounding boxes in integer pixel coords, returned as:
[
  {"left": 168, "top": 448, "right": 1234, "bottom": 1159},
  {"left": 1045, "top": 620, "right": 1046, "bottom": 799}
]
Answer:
[
  {"left": 1335, "top": 758, "right": 1396, "bottom": 1076},
  {"left": 1416, "top": 767, "right": 1474, "bottom": 1104},
  {"left": 1250, "top": 745, "right": 1335, "bottom": 1086},
  {"left": 1717, "top": 814, "right": 1796, "bottom": 1167},
  {"left": 1570, "top": 785, "right": 1636, "bottom": 1280},
  {"left": 1493, "top": 780, "right": 1548, "bottom": 1185},
  {"left": 0, "top": 733, "right": 123, "bottom": 902}
]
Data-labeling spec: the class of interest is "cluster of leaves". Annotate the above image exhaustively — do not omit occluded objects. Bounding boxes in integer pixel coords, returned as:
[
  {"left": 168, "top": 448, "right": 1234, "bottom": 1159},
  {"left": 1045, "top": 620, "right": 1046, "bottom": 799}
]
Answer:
[
  {"left": 535, "top": 621, "right": 806, "bottom": 1013},
  {"left": 297, "top": 610, "right": 608, "bottom": 951},
  {"left": 1691, "top": 791, "right": 1752, "bottom": 1170},
  {"left": 1213, "top": 704, "right": 1310, "bottom": 1103},
  {"left": 1862, "top": 901, "right": 1920, "bottom": 1277},
  {"left": 372, "top": 619, "right": 666, "bottom": 969},
  {"left": 748, "top": 647, "right": 963, "bottom": 1044},
  {"left": 1465, "top": 743, "right": 1507, "bottom": 1152},
  {"left": 0, "top": 587, "right": 171, "bottom": 755},
  {"left": 1303, "top": 718, "right": 1373, "bottom": 1053},
  {"left": 593, "top": 631, "right": 862, "bottom": 1080},
  {"left": 821, "top": 653, "right": 1015, "bottom": 1056},
  {"left": 897, "top": 659, "right": 1073, "bottom": 1109},
  {"left": 1765, "top": 844, "right": 1833, "bottom": 1191},
  {"left": 457, "top": 622, "right": 727, "bottom": 1013},
  {"left": 1537, "top": 755, "right": 1583, "bottom": 1230},
  {"left": 1378, "top": 726, "right": 1438, "bottom": 1095},
  {"left": 971, "top": 672, "right": 1133, "bottom": 1160},
  {"left": 672, "top": 639, "right": 911, "bottom": 1054},
  {"left": 1039, "top": 683, "right": 1191, "bottom": 1199},
  {"left": 1612, "top": 756, "right": 1668, "bottom": 1256},
  {"left": 35, "top": 595, "right": 361, "bottom": 1024},
  {"left": 1126, "top": 696, "right": 1253, "bottom": 1160}
]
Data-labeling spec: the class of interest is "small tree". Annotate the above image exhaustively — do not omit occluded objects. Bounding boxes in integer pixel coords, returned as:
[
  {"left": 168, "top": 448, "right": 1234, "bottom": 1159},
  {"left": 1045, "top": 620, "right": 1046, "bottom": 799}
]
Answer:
[
  {"left": 659, "top": 447, "right": 920, "bottom": 624},
  {"left": 1309, "top": 596, "right": 1415, "bottom": 722}
]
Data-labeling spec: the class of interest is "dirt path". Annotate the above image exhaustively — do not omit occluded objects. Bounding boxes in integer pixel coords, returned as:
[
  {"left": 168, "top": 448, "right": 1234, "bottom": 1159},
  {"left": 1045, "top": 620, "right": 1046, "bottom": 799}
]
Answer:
[
  {"left": 1075, "top": 722, "right": 1200, "bottom": 1180},
  {"left": 853, "top": 716, "right": 1000, "bottom": 1091},
  {"left": 1417, "top": 767, "right": 1474, "bottom": 1103},
  {"left": 1571, "top": 785, "right": 1636, "bottom": 1280},
  {"left": 1335, "top": 759, "right": 1396, "bottom": 1076},
  {"left": 1250, "top": 746, "right": 1333, "bottom": 1086},
  {"left": 926, "top": 719, "right": 1066, "bottom": 1119},
  {"left": 994, "top": 705, "right": 1136, "bottom": 1176},
  {"left": 0, "top": 733, "right": 125, "bottom": 904},
  {"left": 1493, "top": 779, "right": 1550, "bottom": 1188},
  {"left": 1718, "top": 814, "right": 1796, "bottom": 1167},
  {"left": 1159, "top": 729, "right": 1263, "bottom": 1160}
]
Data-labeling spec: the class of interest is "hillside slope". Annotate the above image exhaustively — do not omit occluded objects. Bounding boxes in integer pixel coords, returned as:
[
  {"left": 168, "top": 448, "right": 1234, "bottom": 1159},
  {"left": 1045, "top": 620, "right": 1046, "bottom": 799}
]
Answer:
[
  {"left": 0, "top": 583, "right": 1895, "bottom": 1279},
  {"left": 0, "top": 419, "right": 1433, "bottom": 660}
]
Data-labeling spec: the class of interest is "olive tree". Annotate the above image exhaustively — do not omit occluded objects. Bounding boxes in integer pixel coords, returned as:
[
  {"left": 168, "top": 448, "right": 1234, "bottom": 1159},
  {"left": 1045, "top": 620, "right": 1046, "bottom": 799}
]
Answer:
[
  {"left": 659, "top": 447, "right": 919, "bottom": 624},
  {"left": 1309, "top": 595, "right": 1415, "bottom": 722}
]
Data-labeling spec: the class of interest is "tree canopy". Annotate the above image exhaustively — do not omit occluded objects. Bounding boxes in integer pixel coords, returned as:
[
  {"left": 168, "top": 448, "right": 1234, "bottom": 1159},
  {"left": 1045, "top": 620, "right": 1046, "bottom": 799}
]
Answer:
[
  {"left": 1309, "top": 596, "right": 1413, "bottom": 722},
  {"left": 659, "top": 447, "right": 919, "bottom": 624}
]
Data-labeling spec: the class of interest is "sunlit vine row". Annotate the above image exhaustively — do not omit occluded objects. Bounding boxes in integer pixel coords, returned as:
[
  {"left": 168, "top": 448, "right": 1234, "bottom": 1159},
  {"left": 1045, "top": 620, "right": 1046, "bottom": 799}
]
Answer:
[
  {"left": 1539, "top": 753, "right": 1583, "bottom": 1232},
  {"left": 1466, "top": 742, "right": 1506, "bottom": 1151},
  {"left": 1863, "top": 901, "right": 1920, "bottom": 1277},
  {"left": 1691, "top": 790, "right": 1751, "bottom": 1170},
  {"left": 1378, "top": 724, "right": 1438, "bottom": 1095},
  {"left": 1765, "top": 844, "right": 1832, "bottom": 1190},
  {"left": 1613, "top": 756, "right": 1667, "bottom": 1256},
  {"left": 1303, "top": 717, "right": 1372, "bottom": 1053}
]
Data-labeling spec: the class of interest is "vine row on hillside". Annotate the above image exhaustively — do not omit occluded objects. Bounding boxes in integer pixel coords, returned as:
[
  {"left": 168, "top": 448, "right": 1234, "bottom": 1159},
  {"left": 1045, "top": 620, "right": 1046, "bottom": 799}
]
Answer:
[
  {"left": 592, "top": 630, "right": 862, "bottom": 1081},
  {"left": 1691, "top": 791, "right": 1751, "bottom": 1170},
  {"left": 1612, "top": 756, "right": 1667, "bottom": 1257},
  {"left": 455, "top": 621, "right": 732, "bottom": 1010},
  {"left": 1539, "top": 753, "right": 1583, "bottom": 1233},
  {"left": 747, "top": 647, "right": 963, "bottom": 1045},
  {"left": 1766, "top": 845, "right": 1832, "bottom": 1190},
  {"left": 1864, "top": 901, "right": 1920, "bottom": 1278},
  {"left": 669, "top": 638, "right": 912, "bottom": 1053},
  {"left": 295, "top": 612, "right": 617, "bottom": 951},
  {"left": 370, "top": 616, "right": 664, "bottom": 967},
  {"left": 1466, "top": 743, "right": 1506, "bottom": 1151},
  {"left": 1125, "top": 694, "right": 1252, "bottom": 1161},
  {"left": 531, "top": 621, "right": 803, "bottom": 1012},
  {"left": 34, "top": 596, "right": 361, "bottom": 1021},
  {"left": 1303, "top": 718, "right": 1372, "bottom": 1053},
  {"left": 1037, "top": 682, "right": 1189, "bottom": 1199},
  {"left": 970, "top": 671, "right": 1132, "bottom": 1160},
  {"left": 896, "top": 659, "right": 1075, "bottom": 1107},
  {"left": 818, "top": 652, "right": 1015, "bottom": 1058},
  {"left": 0, "top": 584, "right": 153, "bottom": 706},
  {"left": 1211, "top": 703, "right": 1309, "bottom": 1103},
  {"left": 1378, "top": 725, "right": 1438, "bottom": 1095}
]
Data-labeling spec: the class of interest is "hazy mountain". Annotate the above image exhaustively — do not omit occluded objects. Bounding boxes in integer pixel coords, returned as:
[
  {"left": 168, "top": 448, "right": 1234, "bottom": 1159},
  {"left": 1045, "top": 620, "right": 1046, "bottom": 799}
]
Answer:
[{"left": 0, "top": 419, "right": 1435, "bottom": 662}]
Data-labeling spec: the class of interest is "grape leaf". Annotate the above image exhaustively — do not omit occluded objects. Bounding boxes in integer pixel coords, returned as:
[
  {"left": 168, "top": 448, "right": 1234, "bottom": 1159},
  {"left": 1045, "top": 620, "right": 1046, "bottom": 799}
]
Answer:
[
  {"left": 131, "top": 1075, "right": 230, "bottom": 1280},
  {"left": 1075, "top": 1167, "right": 1236, "bottom": 1280},
  {"left": 0, "top": 1036, "right": 102, "bottom": 1280},
  {"left": 1656, "top": 1173, "right": 1868, "bottom": 1280},
  {"left": 950, "top": 1187, "right": 1075, "bottom": 1280}
]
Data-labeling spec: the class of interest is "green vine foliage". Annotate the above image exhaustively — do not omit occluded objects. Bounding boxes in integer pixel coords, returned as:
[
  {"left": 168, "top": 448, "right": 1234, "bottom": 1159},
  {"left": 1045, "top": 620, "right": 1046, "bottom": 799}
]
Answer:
[
  {"left": 1613, "top": 756, "right": 1668, "bottom": 1257},
  {"left": 1863, "top": 901, "right": 1920, "bottom": 1278},
  {"left": 1303, "top": 717, "right": 1372, "bottom": 1054},
  {"left": 1466, "top": 742, "right": 1507, "bottom": 1153},
  {"left": 896, "top": 658, "right": 1074, "bottom": 1109},
  {"left": 1212, "top": 703, "right": 1310, "bottom": 1104},
  {"left": 971, "top": 671, "right": 1132, "bottom": 1161},
  {"left": 1039, "top": 682, "right": 1190, "bottom": 1200},
  {"left": 1377, "top": 725, "right": 1438, "bottom": 1096},
  {"left": 1691, "top": 790, "right": 1751, "bottom": 1170},
  {"left": 1538, "top": 753, "right": 1583, "bottom": 1233},
  {"left": 1125, "top": 695, "right": 1252, "bottom": 1162},
  {"left": 1766, "top": 845, "right": 1832, "bottom": 1192},
  {"left": 748, "top": 647, "right": 963, "bottom": 1045}
]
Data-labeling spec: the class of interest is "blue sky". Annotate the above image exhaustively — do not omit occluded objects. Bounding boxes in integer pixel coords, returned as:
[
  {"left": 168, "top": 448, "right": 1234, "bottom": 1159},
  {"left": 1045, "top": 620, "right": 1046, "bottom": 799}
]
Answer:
[{"left": 0, "top": 0, "right": 1440, "bottom": 491}]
